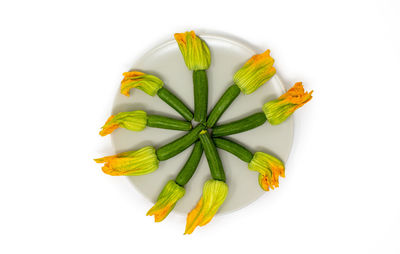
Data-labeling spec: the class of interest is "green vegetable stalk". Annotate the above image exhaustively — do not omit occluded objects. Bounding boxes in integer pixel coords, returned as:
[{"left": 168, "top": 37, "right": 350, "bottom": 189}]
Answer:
[
  {"left": 212, "top": 112, "right": 266, "bottom": 137},
  {"left": 156, "top": 124, "right": 205, "bottom": 161},
  {"left": 206, "top": 84, "right": 241, "bottom": 128},
  {"left": 199, "top": 130, "right": 225, "bottom": 182},
  {"left": 175, "top": 141, "right": 204, "bottom": 186},
  {"left": 157, "top": 87, "right": 194, "bottom": 121},
  {"left": 193, "top": 70, "right": 208, "bottom": 122}
]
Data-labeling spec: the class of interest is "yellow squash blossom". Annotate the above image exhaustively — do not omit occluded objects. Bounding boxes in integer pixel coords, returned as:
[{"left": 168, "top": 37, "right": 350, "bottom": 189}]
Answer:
[
  {"left": 94, "top": 146, "right": 159, "bottom": 176},
  {"left": 248, "top": 152, "right": 285, "bottom": 191},
  {"left": 120, "top": 71, "right": 164, "bottom": 97},
  {"left": 147, "top": 180, "right": 185, "bottom": 222},
  {"left": 233, "top": 50, "right": 276, "bottom": 95},
  {"left": 174, "top": 31, "right": 211, "bottom": 71},
  {"left": 184, "top": 179, "right": 228, "bottom": 234},
  {"left": 263, "top": 82, "right": 313, "bottom": 125},
  {"left": 99, "top": 110, "right": 147, "bottom": 136}
]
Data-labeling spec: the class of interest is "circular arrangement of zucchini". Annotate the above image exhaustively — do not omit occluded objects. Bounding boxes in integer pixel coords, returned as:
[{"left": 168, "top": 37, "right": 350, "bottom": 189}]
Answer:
[{"left": 95, "top": 31, "right": 313, "bottom": 234}]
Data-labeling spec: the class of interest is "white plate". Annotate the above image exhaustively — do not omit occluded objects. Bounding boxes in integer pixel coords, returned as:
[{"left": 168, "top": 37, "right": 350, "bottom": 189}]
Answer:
[{"left": 111, "top": 34, "right": 294, "bottom": 214}]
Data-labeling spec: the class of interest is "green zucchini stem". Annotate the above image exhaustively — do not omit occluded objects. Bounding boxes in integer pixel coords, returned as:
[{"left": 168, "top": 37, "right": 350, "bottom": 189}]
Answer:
[
  {"left": 206, "top": 84, "right": 240, "bottom": 128},
  {"left": 156, "top": 124, "right": 204, "bottom": 161},
  {"left": 193, "top": 70, "right": 208, "bottom": 122},
  {"left": 213, "top": 137, "right": 253, "bottom": 163},
  {"left": 212, "top": 112, "right": 267, "bottom": 137},
  {"left": 157, "top": 87, "right": 194, "bottom": 121},
  {"left": 175, "top": 141, "right": 203, "bottom": 186},
  {"left": 147, "top": 115, "right": 192, "bottom": 131},
  {"left": 199, "top": 131, "right": 226, "bottom": 182}
]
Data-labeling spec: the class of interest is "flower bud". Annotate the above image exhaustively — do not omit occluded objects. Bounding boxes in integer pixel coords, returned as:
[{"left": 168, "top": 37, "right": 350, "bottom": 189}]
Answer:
[
  {"left": 99, "top": 111, "right": 147, "bottom": 136},
  {"left": 147, "top": 180, "right": 185, "bottom": 222},
  {"left": 184, "top": 179, "right": 228, "bottom": 234},
  {"left": 248, "top": 152, "right": 285, "bottom": 191},
  {"left": 174, "top": 31, "right": 211, "bottom": 70},
  {"left": 120, "top": 71, "right": 163, "bottom": 97},
  {"left": 233, "top": 50, "right": 276, "bottom": 94},
  {"left": 94, "top": 146, "right": 159, "bottom": 176},
  {"left": 263, "top": 82, "right": 313, "bottom": 125}
]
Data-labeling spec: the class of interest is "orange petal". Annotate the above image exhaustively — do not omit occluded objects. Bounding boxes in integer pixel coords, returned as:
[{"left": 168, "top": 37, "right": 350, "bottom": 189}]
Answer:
[{"left": 184, "top": 198, "right": 204, "bottom": 235}]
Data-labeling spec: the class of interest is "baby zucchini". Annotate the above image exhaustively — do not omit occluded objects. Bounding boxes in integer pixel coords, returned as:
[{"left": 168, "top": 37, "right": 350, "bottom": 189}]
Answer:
[
  {"left": 213, "top": 137, "right": 253, "bottom": 163},
  {"left": 212, "top": 112, "right": 267, "bottom": 137},
  {"left": 199, "top": 130, "right": 226, "bottom": 182},
  {"left": 147, "top": 115, "right": 192, "bottom": 131},
  {"left": 206, "top": 84, "right": 240, "bottom": 127},
  {"left": 193, "top": 70, "right": 208, "bottom": 122},
  {"left": 156, "top": 124, "right": 204, "bottom": 161},
  {"left": 157, "top": 87, "right": 194, "bottom": 121},
  {"left": 175, "top": 141, "right": 203, "bottom": 186}
]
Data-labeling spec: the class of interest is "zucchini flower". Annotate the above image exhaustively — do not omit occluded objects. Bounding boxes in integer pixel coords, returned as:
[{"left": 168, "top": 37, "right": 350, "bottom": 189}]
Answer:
[
  {"left": 233, "top": 50, "right": 276, "bottom": 95},
  {"left": 99, "top": 110, "right": 147, "bottom": 136},
  {"left": 263, "top": 82, "right": 313, "bottom": 125},
  {"left": 120, "top": 71, "right": 164, "bottom": 96},
  {"left": 174, "top": 31, "right": 211, "bottom": 71},
  {"left": 94, "top": 146, "right": 159, "bottom": 176},
  {"left": 119, "top": 71, "right": 194, "bottom": 121},
  {"left": 147, "top": 180, "right": 185, "bottom": 222},
  {"left": 248, "top": 152, "right": 285, "bottom": 191},
  {"left": 99, "top": 111, "right": 192, "bottom": 136},
  {"left": 184, "top": 179, "right": 228, "bottom": 234}
]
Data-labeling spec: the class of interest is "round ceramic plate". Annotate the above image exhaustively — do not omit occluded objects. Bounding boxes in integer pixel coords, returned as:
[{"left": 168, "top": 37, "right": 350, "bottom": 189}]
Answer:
[{"left": 111, "top": 34, "right": 294, "bottom": 214}]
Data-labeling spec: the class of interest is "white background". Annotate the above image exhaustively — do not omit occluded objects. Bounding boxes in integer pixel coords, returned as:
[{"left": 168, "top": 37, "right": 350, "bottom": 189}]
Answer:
[{"left": 1, "top": 0, "right": 400, "bottom": 253}]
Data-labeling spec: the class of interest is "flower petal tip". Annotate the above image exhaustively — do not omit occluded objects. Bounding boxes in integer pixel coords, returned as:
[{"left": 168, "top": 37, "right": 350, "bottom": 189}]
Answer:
[
  {"left": 99, "top": 115, "right": 120, "bottom": 136},
  {"left": 146, "top": 180, "right": 185, "bottom": 222},
  {"left": 184, "top": 180, "right": 228, "bottom": 234},
  {"left": 93, "top": 157, "right": 105, "bottom": 163},
  {"left": 263, "top": 82, "right": 313, "bottom": 125}
]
